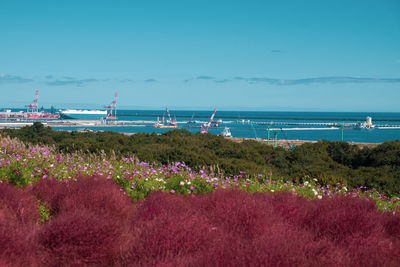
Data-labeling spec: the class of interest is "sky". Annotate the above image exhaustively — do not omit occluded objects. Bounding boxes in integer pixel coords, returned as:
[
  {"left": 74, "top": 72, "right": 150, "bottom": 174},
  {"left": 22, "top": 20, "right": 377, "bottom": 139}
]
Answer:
[{"left": 0, "top": 0, "right": 399, "bottom": 111}]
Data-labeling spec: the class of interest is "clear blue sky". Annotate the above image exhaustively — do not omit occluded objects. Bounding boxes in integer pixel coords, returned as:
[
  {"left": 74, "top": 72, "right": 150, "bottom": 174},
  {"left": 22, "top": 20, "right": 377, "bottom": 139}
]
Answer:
[{"left": 1, "top": 0, "right": 399, "bottom": 111}]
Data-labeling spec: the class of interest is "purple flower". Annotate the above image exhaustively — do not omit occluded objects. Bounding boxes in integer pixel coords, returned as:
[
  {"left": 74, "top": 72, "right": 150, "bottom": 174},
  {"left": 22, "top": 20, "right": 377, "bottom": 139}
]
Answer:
[
  {"left": 170, "top": 189, "right": 175, "bottom": 194},
  {"left": 131, "top": 182, "right": 136, "bottom": 189}
]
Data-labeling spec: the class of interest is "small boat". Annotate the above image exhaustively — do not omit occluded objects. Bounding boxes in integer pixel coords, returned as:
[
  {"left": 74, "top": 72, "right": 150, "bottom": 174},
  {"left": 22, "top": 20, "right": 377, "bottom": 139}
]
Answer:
[{"left": 221, "top": 127, "right": 232, "bottom": 137}]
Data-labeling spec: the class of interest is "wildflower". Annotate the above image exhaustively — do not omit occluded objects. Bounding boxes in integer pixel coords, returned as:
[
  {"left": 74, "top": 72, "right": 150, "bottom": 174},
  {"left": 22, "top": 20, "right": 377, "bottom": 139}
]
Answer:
[
  {"left": 170, "top": 189, "right": 175, "bottom": 194},
  {"left": 190, "top": 185, "right": 195, "bottom": 191},
  {"left": 131, "top": 182, "right": 135, "bottom": 189},
  {"left": 312, "top": 189, "right": 318, "bottom": 195},
  {"left": 317, "top": 195, "right": 322, "bottom": 199},
  {"left": 179, "top": 181, "right": 185, "bottom": 186}
]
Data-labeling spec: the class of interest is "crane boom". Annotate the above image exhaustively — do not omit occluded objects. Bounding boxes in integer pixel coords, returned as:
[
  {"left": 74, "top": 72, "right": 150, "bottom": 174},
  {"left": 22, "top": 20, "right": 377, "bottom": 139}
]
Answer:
[
  {"left": 105, "top": 92, "right": 118, "bottom": 120},
  {"left": 165, "top": 107, "right": 176, "bottom": 126},
  {"left": 201, "top": 108, "right": 217, "bottom": 134},
  {"left": 166, "top": 107, "right": 172, "bottom": 123}
]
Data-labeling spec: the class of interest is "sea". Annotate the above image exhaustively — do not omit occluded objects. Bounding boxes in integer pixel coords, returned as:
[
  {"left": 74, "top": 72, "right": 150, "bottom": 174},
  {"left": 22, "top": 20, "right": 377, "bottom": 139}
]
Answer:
[{"left": 49, "top": 110, "right": 400, "bottom": 144}]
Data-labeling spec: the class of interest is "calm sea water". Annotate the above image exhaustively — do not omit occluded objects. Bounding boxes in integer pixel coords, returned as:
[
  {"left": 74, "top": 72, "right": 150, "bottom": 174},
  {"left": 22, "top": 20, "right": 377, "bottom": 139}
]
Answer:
[{"left": 50, "top": 110, "right": 400, "bottom": 143}]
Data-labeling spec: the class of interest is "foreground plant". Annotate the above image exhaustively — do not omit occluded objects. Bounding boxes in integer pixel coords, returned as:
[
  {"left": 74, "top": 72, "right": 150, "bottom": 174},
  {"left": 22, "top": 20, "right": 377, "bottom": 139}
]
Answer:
[{"left": 1, "top": 178, "right": 400, "bottom": 266}]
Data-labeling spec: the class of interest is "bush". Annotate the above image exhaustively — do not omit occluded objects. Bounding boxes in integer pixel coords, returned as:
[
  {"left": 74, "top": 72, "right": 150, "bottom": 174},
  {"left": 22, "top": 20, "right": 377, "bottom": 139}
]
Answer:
[
  {"left": 0, "top": 182, "right": 39, "bottom": 225},
  {"left": 124, "top": 190, "right": 400, "bottom": 266},
  {"left": 32, "top": 176, "right": 134, "bottom": 220},
  {"left": 0, "top": 183, "right": 41, "bottom": 266},
  {"left": 1, "top": 177, "right": 400, "bottom": 266},
  {"left": 37, "top": 210, "right": 122, "bottom": 266}
]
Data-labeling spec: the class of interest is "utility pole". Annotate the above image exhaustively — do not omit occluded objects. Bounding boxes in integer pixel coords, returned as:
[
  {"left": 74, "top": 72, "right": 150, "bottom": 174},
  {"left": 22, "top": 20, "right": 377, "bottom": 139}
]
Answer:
[{"left": 341, "top": 123, "right": 344, "bottom": 142}]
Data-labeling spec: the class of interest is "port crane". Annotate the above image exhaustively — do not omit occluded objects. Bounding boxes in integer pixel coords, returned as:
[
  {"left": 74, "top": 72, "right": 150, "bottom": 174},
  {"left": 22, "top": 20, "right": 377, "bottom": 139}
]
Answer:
[
  {"left": 166, "top": 107, "right": 176, "bottom": 126},
  {"left": 25, "top": 90, "right": 39, "bottom": 115},
  {"left": 154, "top": 109, "right": 177, "bottom": 128},
  {"left": 105, "top": 92, "right": 118, "bottom": 120},
  {"left": 201, "top": 108, "right": 217, "bottom": 134},
  {"left": 187, "top": 113, "right": 195, "bottom": 124},
  {"left": 23, "top": 90, "right": 60, "bottom": 119}
]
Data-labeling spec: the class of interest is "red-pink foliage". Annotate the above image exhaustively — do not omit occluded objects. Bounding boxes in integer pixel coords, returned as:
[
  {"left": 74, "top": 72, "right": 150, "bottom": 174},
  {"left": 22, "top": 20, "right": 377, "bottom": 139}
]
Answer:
[
  {"left": 0, "top": 217, "right": 41, "bottom": 266},
  {"left": 31, "top": 179, "right": 68, "bottom": 216},
  {"left": 384, "top": 213, "right": 400, "bottom": 239},
  {"left": 124, "top": 190, "right": 400, "bottom": 266},
  {"left": 124, "top": 191, "right": 216, "bottom": 265},
  {"left": 37, "top": 210, "right": 122, "bottom": 266},
  {"left": 0, "top": 183, "right": 41, "bottom": 266},
  {"left": 298, "top": 196, "right": 383, "bottom": 243},
  {"left": 2, "top": 179, "right": 400, "bottom": 266},
  {"left": 32, "top": 176, "right": 134, "bottom": 220},
  {"left": 0, "top": 182, "right": 39, "bottom": 225},
  {"left": 31, "top": 177, "right": 135, "bottom": 265}
]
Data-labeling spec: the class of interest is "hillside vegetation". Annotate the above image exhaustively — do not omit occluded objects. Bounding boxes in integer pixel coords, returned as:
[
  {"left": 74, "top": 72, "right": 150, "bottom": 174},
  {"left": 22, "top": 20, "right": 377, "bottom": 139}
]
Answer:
[
  {"left": 1, "top": 130, "right": 400, "bottom": 265},
  {"left": 2, "top": 122, "right": 400, "bottom": 195}
]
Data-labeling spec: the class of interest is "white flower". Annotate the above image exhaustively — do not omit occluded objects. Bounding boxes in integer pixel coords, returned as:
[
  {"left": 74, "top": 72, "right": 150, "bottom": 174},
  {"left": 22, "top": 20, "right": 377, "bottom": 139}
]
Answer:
[
  {"left": 304, "top": 181, "right": 309, "bottom": 186},
  {"left": 313, "top": 178, "right": 318, "bottom": 182},
  {"left": 343, "top": 186, "right": 347, "bottom": 191},
  {"left": 179, "top": 181, "right": 185, "bottom": 186},
  {"left": 270, "top": 189, "right": 274, "bottom": 192},
  {"left": 317, "top": 195, "right": 322, "bottom": 199},
  {"left": 312, "top": 189, "right": 318, "bottom": 195}
]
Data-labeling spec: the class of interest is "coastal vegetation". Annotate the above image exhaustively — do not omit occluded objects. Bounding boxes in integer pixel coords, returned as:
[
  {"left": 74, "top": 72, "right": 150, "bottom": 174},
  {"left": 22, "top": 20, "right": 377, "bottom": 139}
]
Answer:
[
  {"left": 0, "top": 130, "right": 399, "bottom": 265},
  {"left": 2, "top": 122, "right": 400, "bottom": 196}
]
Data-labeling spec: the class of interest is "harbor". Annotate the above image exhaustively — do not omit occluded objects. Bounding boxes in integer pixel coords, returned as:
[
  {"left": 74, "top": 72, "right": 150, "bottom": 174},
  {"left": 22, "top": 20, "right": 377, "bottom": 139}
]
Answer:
[
  {"left": 2, "top": 114, "right": 400, "bottom": 144},
  {"left": 1, "top": 90, "right": 400, "bottom": 144}
]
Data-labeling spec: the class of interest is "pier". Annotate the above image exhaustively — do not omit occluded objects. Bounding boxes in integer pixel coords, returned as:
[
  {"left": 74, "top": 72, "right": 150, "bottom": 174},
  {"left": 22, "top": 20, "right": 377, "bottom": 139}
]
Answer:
[{"left": 1, "top": 119, "right": 400, "bottom": 130}]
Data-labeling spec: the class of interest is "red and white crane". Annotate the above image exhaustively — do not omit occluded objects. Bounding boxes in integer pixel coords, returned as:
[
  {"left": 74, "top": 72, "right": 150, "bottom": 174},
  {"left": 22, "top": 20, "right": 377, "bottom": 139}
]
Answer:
[
  {"left": 23, "top": 90, "right": 59, "bottom": 119},
  {"left": 105, "top": 92, "right": 118, "bottom": 120},
  {"left": 200, "top": 108, "right": 217, "bottom": 134},
  {"left": 166, "top": 107, "right": 176, "bottom": 126},
  {"left": 25, "top": 90, "right": 39, "bottom": 114}
]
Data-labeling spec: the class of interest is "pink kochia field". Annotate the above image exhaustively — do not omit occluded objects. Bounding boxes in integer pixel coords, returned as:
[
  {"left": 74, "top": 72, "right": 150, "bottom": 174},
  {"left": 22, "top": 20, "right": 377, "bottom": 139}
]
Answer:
[{"left": 1, "top": 135, "right": 400, "bottom": 266}]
